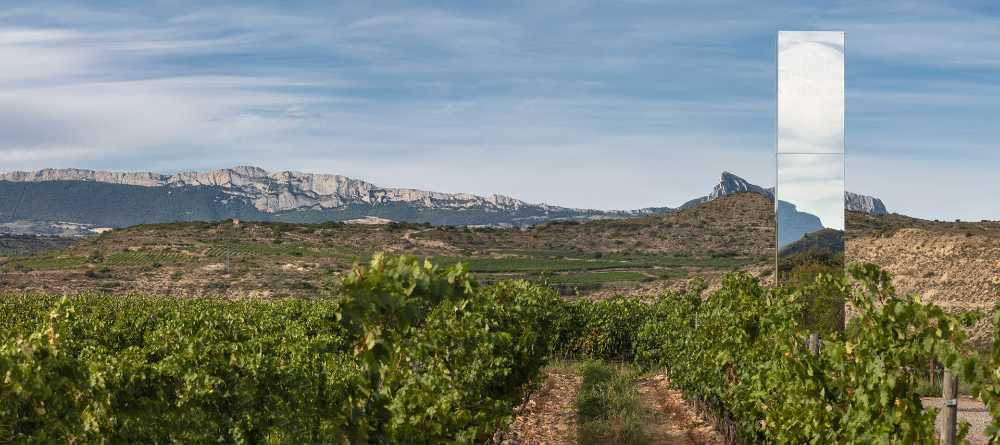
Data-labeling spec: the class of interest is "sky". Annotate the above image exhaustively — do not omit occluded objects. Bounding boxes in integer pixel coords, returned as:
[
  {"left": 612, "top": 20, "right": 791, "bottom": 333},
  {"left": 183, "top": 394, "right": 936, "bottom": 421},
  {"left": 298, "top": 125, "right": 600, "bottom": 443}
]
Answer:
[{"left": 0, "top": 1, "right": 998, "bottom": 220}]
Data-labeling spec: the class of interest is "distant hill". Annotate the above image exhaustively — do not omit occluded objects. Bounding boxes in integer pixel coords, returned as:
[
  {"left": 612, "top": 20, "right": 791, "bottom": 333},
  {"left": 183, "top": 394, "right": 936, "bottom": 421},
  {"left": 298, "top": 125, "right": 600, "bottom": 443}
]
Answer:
[
  {"left": 1, "top": 188, "right": 994, "bottom": 302},
  {"left": 0, "top": 192, "right": 776, "bottom": 298},
  {"left": 0, "top": 167, "right": 886, "bottom": 234},
  {"left": 0, "top": 234, "right": 75, "bottom": 255}
]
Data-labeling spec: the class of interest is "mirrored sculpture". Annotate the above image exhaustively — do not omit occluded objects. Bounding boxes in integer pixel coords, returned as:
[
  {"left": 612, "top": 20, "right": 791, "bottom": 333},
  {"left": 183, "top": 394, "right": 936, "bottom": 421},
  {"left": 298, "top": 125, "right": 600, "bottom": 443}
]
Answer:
[{"left": 776, "top": 31, "right": 845, "bottom": 286}]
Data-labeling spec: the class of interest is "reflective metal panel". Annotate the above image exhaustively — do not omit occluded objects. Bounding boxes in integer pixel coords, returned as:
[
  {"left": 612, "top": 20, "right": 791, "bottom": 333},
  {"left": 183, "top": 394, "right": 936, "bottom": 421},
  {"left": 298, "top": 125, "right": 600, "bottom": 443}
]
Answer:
[
  {"left": 777, "top": 31, "right": 845, "bottom": 285},
  {"left": 777, "top": 153, "right": 844, "bottom": 248},
  {"left": 778, "top": 31, "right": 844, "bottom": 154}
]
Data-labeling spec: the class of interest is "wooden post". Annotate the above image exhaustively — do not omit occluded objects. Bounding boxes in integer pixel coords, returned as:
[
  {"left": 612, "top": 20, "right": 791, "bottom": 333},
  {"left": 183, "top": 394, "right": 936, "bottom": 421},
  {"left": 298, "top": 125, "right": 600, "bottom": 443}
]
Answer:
[
  {"left": 808, "top": 332, "right": 820, "bottom": 356},
  {"left": 929, "top": 358, "right": 937, "bottom": 388},
  {"left": 941, "top": 368, "right": 958, "bottom": 445}
]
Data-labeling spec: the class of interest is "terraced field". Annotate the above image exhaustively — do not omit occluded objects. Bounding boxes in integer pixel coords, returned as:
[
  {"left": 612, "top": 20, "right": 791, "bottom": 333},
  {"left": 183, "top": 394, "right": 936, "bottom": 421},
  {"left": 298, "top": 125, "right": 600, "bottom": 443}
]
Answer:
[
  {"left": 2, "top": 255, "right": 88, "bottom": 271},
  {"left": 0, "top": 217, "right": 767, "bottom": 298},
  {"left": 204, "top": 243, "right": 345, "bottom": 258},
  {"left": 103, "top": 250, "right": 192, "bottom": 266}
]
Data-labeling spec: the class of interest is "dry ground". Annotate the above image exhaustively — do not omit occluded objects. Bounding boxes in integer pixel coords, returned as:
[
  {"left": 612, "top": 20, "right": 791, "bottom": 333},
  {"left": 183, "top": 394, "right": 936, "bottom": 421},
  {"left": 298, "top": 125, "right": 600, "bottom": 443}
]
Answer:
[
  {"left": 637, "top": 373, "right": 723, "bottom": 445},
  {"left": 499, "top": 367, "right": 582, "bottom": 445},
  {"left": 500, "top": 365, "right": 723, "bottom": 445}
]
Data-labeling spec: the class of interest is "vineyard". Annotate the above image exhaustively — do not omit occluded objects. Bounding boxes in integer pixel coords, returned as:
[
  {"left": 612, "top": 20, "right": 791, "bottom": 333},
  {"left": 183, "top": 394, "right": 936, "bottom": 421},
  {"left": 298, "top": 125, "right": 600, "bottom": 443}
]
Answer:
[
  {"left": 0, "top": 217, "right": 768, "bottom": 299},
  {"left": 2, "top": 255, "right": 1000, "bottom": 444}
]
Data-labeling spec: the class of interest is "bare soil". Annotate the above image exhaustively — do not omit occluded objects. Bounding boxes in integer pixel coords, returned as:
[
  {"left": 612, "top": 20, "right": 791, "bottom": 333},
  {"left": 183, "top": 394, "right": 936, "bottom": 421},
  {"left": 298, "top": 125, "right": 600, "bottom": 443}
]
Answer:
[
  {"left": 637, "top": 373, "right": 723, "bottom": 445},
  {"left": 499, "top": 368, "right": 581, "bottom": 445},
  {"left": 847, "top": 228, "right": 1000, "bottom": 348}
]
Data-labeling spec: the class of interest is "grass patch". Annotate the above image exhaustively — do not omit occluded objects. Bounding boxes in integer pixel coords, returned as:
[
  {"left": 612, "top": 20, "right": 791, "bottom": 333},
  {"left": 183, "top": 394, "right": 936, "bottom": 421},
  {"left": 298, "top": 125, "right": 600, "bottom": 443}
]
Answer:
[
  {"left": 541, "top": 271, "right": 651, "bottom": 285},
  {"left": 576, "top": 361, "right": 648, "bottom": 445},
  {"left": 433, "top": 256, "right": 629, "bottom": 273},
  {"left": 103, "top": 251, "right": 192, "bottom": 267},
  {"left": 2, "top": 255, "right": 88, "bottom": 271},
  {"left": 434, "top": 253, "right": 765, "bottom": 274},
  {"left": 204, "top": 243, "right": 360, "bottom": 260}
]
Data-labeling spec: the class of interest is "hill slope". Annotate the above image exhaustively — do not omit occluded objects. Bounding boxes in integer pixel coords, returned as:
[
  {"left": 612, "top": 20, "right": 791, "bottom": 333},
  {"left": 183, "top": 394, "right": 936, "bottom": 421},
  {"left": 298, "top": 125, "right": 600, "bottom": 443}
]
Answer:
[
  {"left": 2, "top": 188, "right": 996, "bottom": 309},
  {"left": 0, "top": 193, "right": 774, "bottom": 297}
]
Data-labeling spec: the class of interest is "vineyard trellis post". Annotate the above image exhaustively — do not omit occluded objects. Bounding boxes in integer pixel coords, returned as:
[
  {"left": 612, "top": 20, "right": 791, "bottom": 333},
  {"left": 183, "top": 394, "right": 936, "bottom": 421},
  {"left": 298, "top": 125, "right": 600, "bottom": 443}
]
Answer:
[
  {"left": 930, "top": 357, "right": 938, "bottom": 388},
  {"left": 941, "top": 367, "right": 959, "bottom": 445}
]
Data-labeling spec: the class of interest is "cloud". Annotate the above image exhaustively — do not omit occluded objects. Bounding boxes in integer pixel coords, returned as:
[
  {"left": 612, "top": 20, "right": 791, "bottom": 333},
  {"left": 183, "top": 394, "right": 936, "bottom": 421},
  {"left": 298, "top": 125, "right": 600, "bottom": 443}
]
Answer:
[
  {"left": 778, "top": 31, "right": 844, "bottom": 154},
  {"left": 0, "top": 1, "right": 996, "bottom": 219}
]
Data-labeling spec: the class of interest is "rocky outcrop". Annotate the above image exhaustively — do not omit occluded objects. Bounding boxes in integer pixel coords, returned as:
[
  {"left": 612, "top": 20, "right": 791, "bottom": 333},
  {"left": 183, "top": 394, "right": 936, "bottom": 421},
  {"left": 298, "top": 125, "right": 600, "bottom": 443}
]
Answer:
[
  {"left": 680, "top": 172, "right": 886, "bottom": 216},
  {"left": 0, "top": 168, "right": 169, "bottom": 187},
  {"left": 711, "top": 171, "right": 774, "bottom": 201},
  {"left": 1, "top": 166, "right": 540, "bottom": 214},
  {"left": 845, "top": 191, "right": 888, "bottom": 215}
]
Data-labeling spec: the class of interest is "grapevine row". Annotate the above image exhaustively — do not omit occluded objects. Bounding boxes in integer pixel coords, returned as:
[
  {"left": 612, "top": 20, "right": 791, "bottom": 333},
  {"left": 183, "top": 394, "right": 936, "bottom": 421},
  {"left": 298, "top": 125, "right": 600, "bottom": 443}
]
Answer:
[{"left": 3, "top": 256, "right": 1000, "bottom": 444}]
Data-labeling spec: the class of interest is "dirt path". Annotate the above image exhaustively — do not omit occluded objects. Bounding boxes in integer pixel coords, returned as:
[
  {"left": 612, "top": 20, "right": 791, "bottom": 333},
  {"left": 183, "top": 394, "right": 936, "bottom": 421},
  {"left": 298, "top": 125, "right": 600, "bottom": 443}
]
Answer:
[
  {"left": 637, "top": 373, "right": 723, "bottom": 445},
  {"left": 499, "top": 367, "right": 582, "bottom": 445},
  {"left": 400, "top": 228, "right": 457, "bottom": 252}
]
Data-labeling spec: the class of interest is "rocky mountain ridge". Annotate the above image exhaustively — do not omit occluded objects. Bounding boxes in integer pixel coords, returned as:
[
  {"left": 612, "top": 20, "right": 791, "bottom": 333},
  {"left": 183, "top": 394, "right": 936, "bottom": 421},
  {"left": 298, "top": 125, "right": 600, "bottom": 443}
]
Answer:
[
  {"left": 0, "top": 166, "right": 542, "bottom": 214},
  {"left": 0, "top": 167, "right": 887, "bottom": 232},
  {"left": 845, "top": 191, "right": 888, "bottom": 215},
  {"left": 684, "top": 171, "right": 887, "bottom": 216},
  {"left": 2, "top": 167, "right": 886, "bottom": 216}
]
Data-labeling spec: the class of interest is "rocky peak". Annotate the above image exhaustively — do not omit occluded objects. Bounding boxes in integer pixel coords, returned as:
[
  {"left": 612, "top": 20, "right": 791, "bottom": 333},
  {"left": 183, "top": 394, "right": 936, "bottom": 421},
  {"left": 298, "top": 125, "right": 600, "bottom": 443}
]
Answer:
[
  {"left": 710, "top": 171, "right": 774, "bottom": 201},
  {"left": 845, "top": 191, "right": 888, "bottom": 215},
  {"left": 682, "top": 171, "right": 886, "bottom": 216}
]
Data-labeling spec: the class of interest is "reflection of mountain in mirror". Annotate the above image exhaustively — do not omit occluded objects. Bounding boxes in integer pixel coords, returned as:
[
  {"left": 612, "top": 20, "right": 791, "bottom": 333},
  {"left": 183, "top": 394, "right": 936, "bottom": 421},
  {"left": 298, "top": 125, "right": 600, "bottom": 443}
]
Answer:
[
  {"left": 776, "top": 153, "right": 845, "bottom": 279},
  {"left": 777, "top": 200, "right": 823, "bottom": 248},
  {"left": 778, "top": 228, "right": 844, "bottom": 258},
  {"left": 776, "top": 154, "right": 844, "bottom": 232},
  {"left": 776, "top": 30, "right": 845, "bottom": 288},
  {"left": 777, "top": 226, "right": 845, "bottom": 285}
]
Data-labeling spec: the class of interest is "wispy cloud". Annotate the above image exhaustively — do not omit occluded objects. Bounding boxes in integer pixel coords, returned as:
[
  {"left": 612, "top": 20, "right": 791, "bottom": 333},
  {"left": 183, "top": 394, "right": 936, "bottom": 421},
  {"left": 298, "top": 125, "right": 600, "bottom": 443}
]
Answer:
[{"left": 0, "top": 1, "right": 996, "bottom": 219}]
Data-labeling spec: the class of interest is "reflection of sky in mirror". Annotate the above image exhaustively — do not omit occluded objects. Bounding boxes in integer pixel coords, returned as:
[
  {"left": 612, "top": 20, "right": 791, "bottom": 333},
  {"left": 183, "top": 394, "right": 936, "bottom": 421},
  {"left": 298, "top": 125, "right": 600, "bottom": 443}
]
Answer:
[
  {"left": 777, "top": 154, "right": 844, "bottom": 230},
  {"left": 778, "top": 31, "right": 844, "bottom": 154}
]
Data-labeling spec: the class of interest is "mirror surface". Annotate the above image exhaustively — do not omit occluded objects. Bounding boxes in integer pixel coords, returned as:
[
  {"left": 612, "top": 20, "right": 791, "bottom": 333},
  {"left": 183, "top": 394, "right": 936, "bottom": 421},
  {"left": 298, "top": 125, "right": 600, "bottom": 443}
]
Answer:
[
  {"left": 777, "top": 31, "right": 844, "bottom": 154},
  {"left": 777, "top": 31, "right": 845, "bottom": 283}
]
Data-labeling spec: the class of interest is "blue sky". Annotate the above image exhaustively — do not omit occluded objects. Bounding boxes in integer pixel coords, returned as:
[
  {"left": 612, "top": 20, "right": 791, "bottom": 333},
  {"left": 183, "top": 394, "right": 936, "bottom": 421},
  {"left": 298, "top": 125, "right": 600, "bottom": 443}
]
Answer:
[{"left": 0, "top": 1, "right": 997, "bottom": 220}]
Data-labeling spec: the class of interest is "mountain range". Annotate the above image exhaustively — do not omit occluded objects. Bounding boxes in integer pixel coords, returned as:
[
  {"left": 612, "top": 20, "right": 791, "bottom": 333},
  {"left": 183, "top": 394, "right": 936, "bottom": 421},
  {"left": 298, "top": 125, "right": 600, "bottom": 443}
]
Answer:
[{"left": 0, "top": 167, "right": 886, "bottom": 234}]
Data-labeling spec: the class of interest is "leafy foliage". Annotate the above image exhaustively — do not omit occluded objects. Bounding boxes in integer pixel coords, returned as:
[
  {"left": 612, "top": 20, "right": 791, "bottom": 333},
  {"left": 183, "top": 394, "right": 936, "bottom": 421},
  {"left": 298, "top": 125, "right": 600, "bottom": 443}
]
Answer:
[
  {"left": 0, "top": 254, "right": 561, "bottom": 444},
  {"left": 4, "top": 256, "right": 999, "bottom": 445},
  {"left": 632, "top": 264, "right": 974, "bottom": 444},
  {"left": 0, "top": 295, "right": 359, "bottom": 444},
  {"left": 549, "top": 298, "right": 650, "bottom": 361}
]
